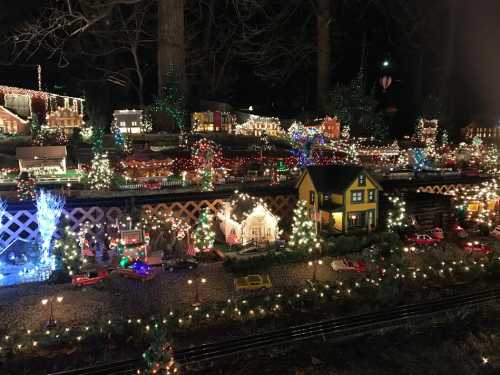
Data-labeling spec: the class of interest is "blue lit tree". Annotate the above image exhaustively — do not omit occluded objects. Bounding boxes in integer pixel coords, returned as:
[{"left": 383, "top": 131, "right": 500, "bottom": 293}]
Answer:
[
  {"left": 413, "top": 148, "right": 428, "bottom": 171},
  {"left": 0, "top": 199, "right": 7, "bottom": 226},
  {"left": 36, "top": 190, "right": 65, "bottom": 265},
  {"left": 288, "top": 122, "right": 324, "bottom": 167}
]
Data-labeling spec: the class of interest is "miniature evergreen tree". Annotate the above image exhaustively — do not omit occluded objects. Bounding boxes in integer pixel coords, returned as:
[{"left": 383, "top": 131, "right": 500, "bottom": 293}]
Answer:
[
  {"left": 16, "top": 174, "right": 36, "bottom": 201},
  {"left": 192, "top": 208, "right": 215, "bottom": 253},
  {"left": 139, "top": 332, "right": 178, "bottom": 375},
  {"left": 30, "top": 113, "right": 41, "bottom": 138},
  {"left": 53, "top": 225, "right": 85, "bottom": 276},
  {"left": 441, "top": 130, "right": 449, "bottom": 148},
  {"left": 88, "top": 152, "right": 113, "bottom": 190},
  {"left": 288, "top": 200, "right": 321, "bottom": 253}
]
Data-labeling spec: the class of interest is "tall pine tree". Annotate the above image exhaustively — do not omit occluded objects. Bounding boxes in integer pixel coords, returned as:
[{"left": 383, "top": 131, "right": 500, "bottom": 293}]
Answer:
[{"left": 288, "top": 200, "right": 321, "bottom": 253}]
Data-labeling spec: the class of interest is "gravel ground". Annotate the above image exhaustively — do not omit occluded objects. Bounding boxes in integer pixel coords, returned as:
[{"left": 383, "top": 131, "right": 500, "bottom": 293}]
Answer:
[{"left": 0, "top": 258, "right": 337, "bottom": 332}]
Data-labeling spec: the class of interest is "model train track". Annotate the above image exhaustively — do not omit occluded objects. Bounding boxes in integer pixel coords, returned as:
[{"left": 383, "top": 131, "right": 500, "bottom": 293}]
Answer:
[{"left": 48, "top": 288, "right": 500, "bottom": 375}]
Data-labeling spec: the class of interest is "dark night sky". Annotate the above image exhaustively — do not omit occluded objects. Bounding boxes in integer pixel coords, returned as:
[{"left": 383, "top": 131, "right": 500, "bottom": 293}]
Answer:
[{"left": 1, "top": 1, "right": 500, "bottom": 133}]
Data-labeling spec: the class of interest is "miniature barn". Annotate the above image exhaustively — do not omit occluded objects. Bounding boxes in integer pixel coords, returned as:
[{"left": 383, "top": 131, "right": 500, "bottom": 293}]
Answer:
[{"left": 217, "top": 192, "right": 280, "bottom": 245}]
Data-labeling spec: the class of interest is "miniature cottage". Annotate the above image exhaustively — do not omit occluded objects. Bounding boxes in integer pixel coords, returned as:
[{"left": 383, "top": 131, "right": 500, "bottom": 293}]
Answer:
[
  {"left": 235, "top": 114, "right": 285, "bottom": 137},
  {"left": 217, "top": 192, "right": 280, "bottom": 245},
  {"left": 113, "top": 109, "right": 143, "bottom": 134},
  {"left": 191, "top": 111, "right": 235, "bottom": 133}
]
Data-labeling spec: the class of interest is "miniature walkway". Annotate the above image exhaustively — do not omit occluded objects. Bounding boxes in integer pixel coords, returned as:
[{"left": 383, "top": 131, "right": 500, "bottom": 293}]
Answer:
[{"left": 48, "top": 287, "right": 500, "bottom": 374}]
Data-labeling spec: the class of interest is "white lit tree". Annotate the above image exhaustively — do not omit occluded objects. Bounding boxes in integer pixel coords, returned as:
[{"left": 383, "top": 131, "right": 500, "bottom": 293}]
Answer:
[
  {"left": 36, "top": 190, "right": 65, "bottom": 265},
  {"left": 88, "top": 152, "right": 113, "bottom": 190},
  {"left": 386, "top": 195, "right": 408, "bottom": 232},
  {"left": 288, "top": 200, "right": 321, "bottom": 253},
  {"left": 192, "top": 208, "right": 215, "bottom": 253},
  {"left": 54, "top": 225, "right": 86, "bottom": 276}
]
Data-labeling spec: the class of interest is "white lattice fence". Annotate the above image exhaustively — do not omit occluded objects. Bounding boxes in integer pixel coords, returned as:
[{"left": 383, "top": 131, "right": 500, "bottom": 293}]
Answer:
[
  {"left": 0, "top": 210, "right": 38, "bottom": 249},
  {"left": 0, "top": 194, "right": 296, "bottom": 249}
]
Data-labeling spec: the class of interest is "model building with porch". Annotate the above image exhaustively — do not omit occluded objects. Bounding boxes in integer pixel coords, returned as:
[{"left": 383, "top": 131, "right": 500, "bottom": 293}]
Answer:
[
  {"left": 0, "top": 85, "right": 84, "bottom": 135},
  {"left": 296, "top": 165, "right": 382, "bottom": 233},
  {"left": 16, "top": 146, "right": 67, "bottom": 175}
]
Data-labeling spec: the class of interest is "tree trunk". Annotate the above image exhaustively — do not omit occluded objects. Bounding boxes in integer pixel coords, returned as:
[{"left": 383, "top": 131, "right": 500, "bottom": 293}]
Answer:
[
  {"left": 317, "top": 0, "right": 331, "bottom": 110},
  {"left": 158, "top": 0, "right": 186, "bottom": 95},
  {"left": 439, "top": 0, "right": 456, "bottom": 111},
  {"left": 414, "top": 50, "right": 424, "bottom": 113}
]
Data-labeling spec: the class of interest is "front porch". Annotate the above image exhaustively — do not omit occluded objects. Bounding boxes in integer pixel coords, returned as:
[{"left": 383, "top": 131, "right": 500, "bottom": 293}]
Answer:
[{"left": 316, "top": 202, "right": 376, "bottom": 233}]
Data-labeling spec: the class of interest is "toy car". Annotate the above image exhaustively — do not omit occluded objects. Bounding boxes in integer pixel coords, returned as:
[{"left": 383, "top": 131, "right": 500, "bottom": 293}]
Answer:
[
  {"left": 432, "top": 227, "right": 444, "bottom": 240},
  {"left": 464, "top": 241, "right": 492, "bottom": 255},
  {"left": 234, "top": 274, "right": 272, "bottom": 291},
  {"left": 453, "top": 225, "right": 468, "bottom": 239},
  {"left": 407, "top": 234, "right": 440, "bottom": 246},
  {"left": 330, "top": 258, "right": 366, "bottom": 273},
  {"left": 117, "top": 262, "right": 157, "bottom": 282},
  {"left": 163, "top": 258, "right": 199, "bottom": 271},
  {"left": 72, "top": 269, "right": 109, "bottom": 286},
  {"left": 490, "top": 225, "right": 500, "bottom": 239}
]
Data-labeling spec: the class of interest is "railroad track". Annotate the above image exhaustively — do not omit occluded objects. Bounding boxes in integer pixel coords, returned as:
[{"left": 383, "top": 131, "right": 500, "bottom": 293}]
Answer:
[{"left": 49, "top": 288, "right": 500, "bottom": 375}]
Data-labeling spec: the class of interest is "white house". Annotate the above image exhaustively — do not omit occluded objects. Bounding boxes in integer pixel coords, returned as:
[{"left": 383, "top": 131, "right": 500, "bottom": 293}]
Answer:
[
  {"left": 217, "top": 192, "right": 280, "bottom": 245},
  {"left": 113, "top": 109, "right": 143, "bottom": 134}
]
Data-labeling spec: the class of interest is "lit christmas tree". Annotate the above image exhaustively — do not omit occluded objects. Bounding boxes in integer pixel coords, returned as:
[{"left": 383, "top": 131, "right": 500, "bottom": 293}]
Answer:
[
  {"left": 16, "top": 175, "right": 36, "bottom": 201},
  {"left": 54, "top": 225, "right": 85, "bottom": 276},
  {"left": 386, "top": 195, "right": 407, "bottom": 232},
  {"left": 138, "top": 332, "right": 178, "bottom": 375},
  {"left": 192, "top": 208, "right": 215, "bottom": 253},
  {"left": 36, "top": 189, "right": 65, "bottom": 265},
  {"left": 150, "top": 64, "right": 186, "bottom": 132},
  {"left": 288, "top": 200, "right": 321, "bottom": 253},
  {"left": 441, "top": 130, "right": 449, "bottom": 148},
  {"left": 88, "top": 152, "right": 113, "bottom": 190},
  {"left": 191, "top": 138, "right": 221, "bottom": 192}
]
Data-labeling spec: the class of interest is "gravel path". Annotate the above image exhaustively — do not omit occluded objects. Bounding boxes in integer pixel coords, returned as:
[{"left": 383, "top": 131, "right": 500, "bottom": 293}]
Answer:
[{"left": 0, "top": 258, "right": 338, "bottom": 332}]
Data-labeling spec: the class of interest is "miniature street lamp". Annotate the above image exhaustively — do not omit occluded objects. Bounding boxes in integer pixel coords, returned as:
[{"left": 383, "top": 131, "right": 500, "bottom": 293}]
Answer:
[
  {"left": 308, "top": 259, "right": 323, "bottom": 282},
  {"left": 188, "top": 277, "right": 207, "bottom": 307},
  {"left": 41, "top": 296, "right": 64, "bottom": 328},
  {"left": 66, "top": 183, "right": 72, "bottom": 197}
]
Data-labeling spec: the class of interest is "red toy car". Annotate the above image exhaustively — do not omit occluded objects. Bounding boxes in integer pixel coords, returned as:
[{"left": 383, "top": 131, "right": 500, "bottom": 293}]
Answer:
[
  {"left": 72, "top": 269, "right": 109, "bottom": 286},
  {"left": 117, "top": 262, "right": 157, "bottom": 282},
  {"left": 407, "top": 234, "right": 440, "bottom": 246},
  {"left": 330, "top": 258, "right": 366, "bottom": 273},
  {"left": 464, "top": 241, "right": 492, "bottom": 255}
]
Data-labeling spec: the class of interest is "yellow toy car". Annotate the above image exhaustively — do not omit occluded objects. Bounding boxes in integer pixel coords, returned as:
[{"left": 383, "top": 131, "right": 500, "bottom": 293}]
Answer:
[{"left": 234, "top": 274, "right": 272, "bottom": 291}]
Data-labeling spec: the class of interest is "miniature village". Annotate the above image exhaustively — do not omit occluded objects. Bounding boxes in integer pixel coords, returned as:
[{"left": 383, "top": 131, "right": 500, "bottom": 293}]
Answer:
[{"left": 0, "top": 2, "right": 499, "bottom": 375}]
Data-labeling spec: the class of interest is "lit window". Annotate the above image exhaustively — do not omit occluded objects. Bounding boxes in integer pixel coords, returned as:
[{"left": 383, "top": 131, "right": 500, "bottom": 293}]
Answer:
[
  {"left": 358, "top": 174, "right": 366, "bottom": 186},
  {"left": 368, "top": 189, "right": 376, "bottom": 202},
  {"left": 351, "top": 191, "right": 364, "bottom": 203},
  {"left": 309, "top": 191, "right": 315, "bottom": 205}
]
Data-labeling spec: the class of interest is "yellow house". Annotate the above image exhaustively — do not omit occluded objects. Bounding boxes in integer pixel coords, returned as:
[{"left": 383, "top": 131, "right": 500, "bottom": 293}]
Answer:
[{"left": 296, "top": 165, "right": 382, "bottom": 233}]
